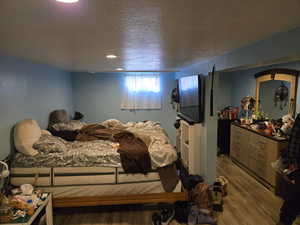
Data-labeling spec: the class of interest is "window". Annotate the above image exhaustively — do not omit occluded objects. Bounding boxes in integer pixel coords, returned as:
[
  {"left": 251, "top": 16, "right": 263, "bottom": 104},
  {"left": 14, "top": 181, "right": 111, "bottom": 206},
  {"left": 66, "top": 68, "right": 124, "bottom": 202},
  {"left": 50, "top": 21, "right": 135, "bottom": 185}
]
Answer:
[{"left": 121, "top": 74, "right": 161, "bottom": 109}]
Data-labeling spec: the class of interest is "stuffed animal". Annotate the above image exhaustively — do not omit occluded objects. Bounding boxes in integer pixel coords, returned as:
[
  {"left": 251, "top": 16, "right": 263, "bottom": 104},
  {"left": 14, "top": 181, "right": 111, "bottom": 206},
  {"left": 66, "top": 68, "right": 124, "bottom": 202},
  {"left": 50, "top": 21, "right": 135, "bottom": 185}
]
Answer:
[
  {"left": 216, "top": 176, "right": 228, "bottom": 197},
  {"left": 210, "top": 182, "right": 223, "bottom": 212}
]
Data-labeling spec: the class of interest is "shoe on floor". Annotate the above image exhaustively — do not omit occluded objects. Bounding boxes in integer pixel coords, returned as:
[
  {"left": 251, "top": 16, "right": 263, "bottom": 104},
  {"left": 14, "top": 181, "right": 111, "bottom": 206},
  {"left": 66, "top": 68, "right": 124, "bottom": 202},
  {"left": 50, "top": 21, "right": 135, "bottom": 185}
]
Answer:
[
  {"left": 152, "top": 212, "right": 162, "bottom": 225},
  {"left": 188, "top": 206, "right": 217, "bottom": 225},
  {"left": 161, "top": 208, "right": 175, "bottom": 225}
]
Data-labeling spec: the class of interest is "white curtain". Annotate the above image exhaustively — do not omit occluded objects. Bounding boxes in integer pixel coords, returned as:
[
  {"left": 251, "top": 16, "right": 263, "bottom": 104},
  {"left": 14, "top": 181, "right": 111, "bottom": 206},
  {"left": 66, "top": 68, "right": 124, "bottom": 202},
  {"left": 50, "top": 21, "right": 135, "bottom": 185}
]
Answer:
[{"left": 121, "top": 74, "right": 161, "bottom": 110}]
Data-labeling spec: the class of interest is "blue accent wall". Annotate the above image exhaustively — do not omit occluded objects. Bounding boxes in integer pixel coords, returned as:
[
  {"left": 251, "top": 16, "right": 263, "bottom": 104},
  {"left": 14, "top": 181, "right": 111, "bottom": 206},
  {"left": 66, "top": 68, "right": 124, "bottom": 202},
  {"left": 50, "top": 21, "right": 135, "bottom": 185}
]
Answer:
[
  {"left": 0, "top": 56, "right": 73, "bottom": 159},
  {"left": 178, "top": 27, "right": 300, "bottom": 75},
  {"left": 71, "top": 72, "right": 178, "bottom": 144},
  {"left": 225, "top": 61, "right": 300, "bottom": 115}
]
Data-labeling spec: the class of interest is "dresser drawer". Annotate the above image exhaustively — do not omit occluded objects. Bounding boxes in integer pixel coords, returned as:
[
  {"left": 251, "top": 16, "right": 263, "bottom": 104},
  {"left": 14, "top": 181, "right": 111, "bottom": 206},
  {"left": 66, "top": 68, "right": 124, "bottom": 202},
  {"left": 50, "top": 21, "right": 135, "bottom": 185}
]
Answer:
[{"left": 230, "top": 124, "right": 287, "bottom": 191}]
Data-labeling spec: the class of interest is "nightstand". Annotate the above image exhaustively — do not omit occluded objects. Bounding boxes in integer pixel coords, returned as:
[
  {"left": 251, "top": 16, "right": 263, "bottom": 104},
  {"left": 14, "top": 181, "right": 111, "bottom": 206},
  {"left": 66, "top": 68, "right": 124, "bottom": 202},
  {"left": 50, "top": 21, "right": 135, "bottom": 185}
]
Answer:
[{"left": 0, "top": 193, "right": 53, "bottom": 225}]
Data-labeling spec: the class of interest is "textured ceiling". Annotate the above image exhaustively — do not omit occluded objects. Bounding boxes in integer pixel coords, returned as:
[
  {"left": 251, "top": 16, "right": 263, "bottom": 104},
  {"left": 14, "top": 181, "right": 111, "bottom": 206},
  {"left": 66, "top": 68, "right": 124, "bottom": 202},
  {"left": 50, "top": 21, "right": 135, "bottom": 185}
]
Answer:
[{"left": 0, "top": 0, "right": 300, "bottom": 72}]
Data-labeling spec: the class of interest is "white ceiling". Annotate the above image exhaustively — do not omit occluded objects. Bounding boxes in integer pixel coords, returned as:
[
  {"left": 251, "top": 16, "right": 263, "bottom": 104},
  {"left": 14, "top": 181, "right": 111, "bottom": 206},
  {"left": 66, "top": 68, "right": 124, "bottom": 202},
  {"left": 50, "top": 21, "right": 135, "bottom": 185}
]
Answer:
[{"left": 0, "top": 0, "right": 300, "bottom": 72}]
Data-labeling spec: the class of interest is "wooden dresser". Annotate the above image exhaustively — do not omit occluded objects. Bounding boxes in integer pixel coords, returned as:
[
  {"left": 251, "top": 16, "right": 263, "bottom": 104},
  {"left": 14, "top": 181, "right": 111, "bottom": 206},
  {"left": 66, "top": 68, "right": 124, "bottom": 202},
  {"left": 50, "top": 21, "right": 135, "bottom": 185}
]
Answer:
[{"left": 230, "top": 123, "right": 288, "bottom": 192}]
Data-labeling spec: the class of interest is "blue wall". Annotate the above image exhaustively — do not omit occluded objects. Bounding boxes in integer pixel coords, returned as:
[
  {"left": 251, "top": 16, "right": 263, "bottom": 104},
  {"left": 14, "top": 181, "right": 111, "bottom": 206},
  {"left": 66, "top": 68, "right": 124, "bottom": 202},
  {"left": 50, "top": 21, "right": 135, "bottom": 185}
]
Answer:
[
  {"left": 71, "top": 72, "right": 178, "bottom": 144},
  {"left": 225, "top": 61, "right": 300, "bottom": 115},
  {"left": 0, "top": 56, "right": 73, "bottom": 159},
  {"left": 179, "top": 27, "right": 300, "bottom": 75}
]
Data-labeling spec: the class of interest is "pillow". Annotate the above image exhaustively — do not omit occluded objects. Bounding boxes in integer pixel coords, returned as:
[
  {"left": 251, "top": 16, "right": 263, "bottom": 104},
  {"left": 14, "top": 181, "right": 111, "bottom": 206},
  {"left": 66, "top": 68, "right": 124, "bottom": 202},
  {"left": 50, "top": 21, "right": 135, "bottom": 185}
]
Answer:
[
  {"left": 101, "top": 119, "right": 125, "bottom": 129},
  {"left": 48, "top": 109, "right": 69, "bottom": 128},
  {"left": 41, "top": 129, "right": 52, "bottom": 136},
  {"left": 14, "top": 119, "right": 41, "bottom": 156}
]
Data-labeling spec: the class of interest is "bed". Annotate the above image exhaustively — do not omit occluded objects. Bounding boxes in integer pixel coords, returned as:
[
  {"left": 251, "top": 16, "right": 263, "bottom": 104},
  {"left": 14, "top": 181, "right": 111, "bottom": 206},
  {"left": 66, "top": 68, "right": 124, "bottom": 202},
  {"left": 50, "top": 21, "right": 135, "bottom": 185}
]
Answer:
[{"left": 10, "top": 119, "right": 187, "bottom": 207}]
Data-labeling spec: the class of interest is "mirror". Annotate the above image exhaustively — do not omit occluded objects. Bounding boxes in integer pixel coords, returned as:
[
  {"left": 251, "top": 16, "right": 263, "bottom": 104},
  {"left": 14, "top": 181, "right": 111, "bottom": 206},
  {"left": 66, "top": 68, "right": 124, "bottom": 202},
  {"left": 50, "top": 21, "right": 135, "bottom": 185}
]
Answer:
[
  {"left": 255, "top": 69, "right": 298, "bottom": 119},
  {"left": 259, "top": 80, "right": 290, "bottom": 118}
]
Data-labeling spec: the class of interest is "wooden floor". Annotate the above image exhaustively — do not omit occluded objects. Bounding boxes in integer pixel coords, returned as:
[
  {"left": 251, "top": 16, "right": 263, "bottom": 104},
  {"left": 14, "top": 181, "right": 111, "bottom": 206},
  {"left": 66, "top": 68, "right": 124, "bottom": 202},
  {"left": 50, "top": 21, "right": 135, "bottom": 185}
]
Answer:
[
  {"left": 54, "top": 156, "right": 282, "bottom": 225},
  {"left": 216, "top": 156, "right": 282, "bottom": 225}
]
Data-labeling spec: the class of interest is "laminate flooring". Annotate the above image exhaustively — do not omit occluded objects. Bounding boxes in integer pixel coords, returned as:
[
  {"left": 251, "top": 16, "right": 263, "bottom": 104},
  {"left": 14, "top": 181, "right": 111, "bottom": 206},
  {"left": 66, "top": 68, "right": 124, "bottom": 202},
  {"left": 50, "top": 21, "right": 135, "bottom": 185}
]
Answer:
[
  {"left": 54, "top": 156, "right": 282, "bottom": 225},
  {"left": 216, "top": 156, "right": 282, "bottom": 225}
]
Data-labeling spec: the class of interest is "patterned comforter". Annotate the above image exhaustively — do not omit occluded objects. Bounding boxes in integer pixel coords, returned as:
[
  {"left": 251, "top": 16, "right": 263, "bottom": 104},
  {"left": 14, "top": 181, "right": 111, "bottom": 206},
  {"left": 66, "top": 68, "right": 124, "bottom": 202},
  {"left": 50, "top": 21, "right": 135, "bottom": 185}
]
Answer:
[{"left": 13, "top": 120, "right": 177, "bottom": 169}]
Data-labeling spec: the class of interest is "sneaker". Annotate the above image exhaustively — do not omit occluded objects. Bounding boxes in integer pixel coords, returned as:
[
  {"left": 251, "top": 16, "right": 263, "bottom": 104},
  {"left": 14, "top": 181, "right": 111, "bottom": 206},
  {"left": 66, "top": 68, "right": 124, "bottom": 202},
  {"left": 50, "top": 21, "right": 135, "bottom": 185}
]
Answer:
[
  {"left": 161, "top": 208, "right": 175, "bottom": 225},
  {"left": 152, "top": 212, "right": 161, "bottom": 225}
]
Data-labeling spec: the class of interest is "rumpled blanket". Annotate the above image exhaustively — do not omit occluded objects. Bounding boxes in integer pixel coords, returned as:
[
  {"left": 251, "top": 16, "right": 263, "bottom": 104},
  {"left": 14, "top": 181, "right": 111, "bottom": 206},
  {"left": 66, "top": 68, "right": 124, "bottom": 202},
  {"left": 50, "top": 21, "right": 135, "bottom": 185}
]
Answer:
[
  {"left": 47, "top": 119, "right": 177, "bottom": 169},
  {"left": 157, "top": 163, "right": 179, "bottom": 192},
  {"left": 76, "top": 124, "right": 119, "bottom": 141},
  {"left": 76, "top": 124, "right": 152, "bottom": 174},
  {"left": 14, "top": 136, "right": 121, "bottom": 168},
  {"left": 114, "top": 131, "right": 151, "bottom": 174}
]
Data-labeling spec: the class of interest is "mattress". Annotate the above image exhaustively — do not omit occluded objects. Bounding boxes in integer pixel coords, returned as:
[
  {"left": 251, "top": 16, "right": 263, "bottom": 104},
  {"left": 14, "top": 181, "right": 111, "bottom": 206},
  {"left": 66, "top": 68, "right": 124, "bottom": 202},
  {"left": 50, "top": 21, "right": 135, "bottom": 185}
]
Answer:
[
  {"left": 12, "top": 120, "right": 177, "bottom": 169},
  {"left": 43, "top": 181, "right": 182, "bottom": 198},
  {"left": 10, "top": 166, "right": 181, "bottom": 198}
]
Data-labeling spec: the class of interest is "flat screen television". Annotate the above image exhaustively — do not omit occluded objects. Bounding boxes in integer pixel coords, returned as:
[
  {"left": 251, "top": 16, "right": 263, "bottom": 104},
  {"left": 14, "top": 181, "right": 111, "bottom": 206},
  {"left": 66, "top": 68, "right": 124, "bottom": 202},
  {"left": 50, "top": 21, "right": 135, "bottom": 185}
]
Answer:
[{"left": 178, "top": 75, "right": 205, "bottom": 123}]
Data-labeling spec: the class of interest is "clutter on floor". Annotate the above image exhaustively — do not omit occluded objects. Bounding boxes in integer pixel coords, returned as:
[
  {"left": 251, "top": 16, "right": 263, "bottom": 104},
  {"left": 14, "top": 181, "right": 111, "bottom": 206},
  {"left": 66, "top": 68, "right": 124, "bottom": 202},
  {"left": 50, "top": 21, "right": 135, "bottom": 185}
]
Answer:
[
  {"left": 151, "top": 172, "right": 228, "bottom": 225},
  {"left": 0, "top": 183, "right": 49, "bottom": 223}
]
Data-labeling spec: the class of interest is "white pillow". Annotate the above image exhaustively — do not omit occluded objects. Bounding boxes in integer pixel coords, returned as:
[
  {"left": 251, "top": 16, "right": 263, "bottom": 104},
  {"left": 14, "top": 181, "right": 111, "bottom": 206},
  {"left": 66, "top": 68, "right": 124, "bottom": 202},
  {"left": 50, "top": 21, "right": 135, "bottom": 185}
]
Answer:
[
  {"left": 14, "top": 119, "right": 41, "bottom": 156},
  {"left": 41, "top": 129, "right": 52, "bottom": 136},
  {"left": 101, "top": 119, "right": 125, "bottom": 129}
]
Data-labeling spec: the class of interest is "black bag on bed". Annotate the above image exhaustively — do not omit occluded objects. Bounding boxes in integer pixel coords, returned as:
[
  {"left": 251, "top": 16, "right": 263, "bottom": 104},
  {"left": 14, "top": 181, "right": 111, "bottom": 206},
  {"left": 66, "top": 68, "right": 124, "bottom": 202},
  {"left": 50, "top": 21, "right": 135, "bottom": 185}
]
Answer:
[{"left": 48, "top": 127, "right": 79, "bottom": 142}]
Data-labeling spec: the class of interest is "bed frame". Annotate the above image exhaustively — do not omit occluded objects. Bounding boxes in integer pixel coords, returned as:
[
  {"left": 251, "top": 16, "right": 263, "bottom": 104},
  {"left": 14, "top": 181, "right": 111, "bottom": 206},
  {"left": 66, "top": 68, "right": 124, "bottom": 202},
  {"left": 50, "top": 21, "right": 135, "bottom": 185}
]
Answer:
[
  {"left": 11, "top": 166, "right": 187, "bottom": 208},
  {"left": 10, "top": 125, "right": 188, "bottom": 208},
  {"left": 53, "top": 192, "right": 187, "bottom": 207}
]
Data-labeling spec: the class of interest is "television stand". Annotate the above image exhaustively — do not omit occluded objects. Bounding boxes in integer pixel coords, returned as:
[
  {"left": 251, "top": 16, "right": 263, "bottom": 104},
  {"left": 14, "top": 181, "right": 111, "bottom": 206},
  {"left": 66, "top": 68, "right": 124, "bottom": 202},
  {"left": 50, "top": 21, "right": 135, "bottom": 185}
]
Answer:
[
  {"left": 177, "top": 113, "right": 196, "bottom": 125},
  {"left": 180, "top": 119, "right": 203, "bottom": 175}
]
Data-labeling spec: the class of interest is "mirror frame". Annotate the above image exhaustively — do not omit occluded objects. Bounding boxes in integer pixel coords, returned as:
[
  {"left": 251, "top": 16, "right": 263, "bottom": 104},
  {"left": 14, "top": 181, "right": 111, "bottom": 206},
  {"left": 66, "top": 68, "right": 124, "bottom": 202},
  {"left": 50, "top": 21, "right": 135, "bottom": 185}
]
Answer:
[{"left": 255, "top": 68, "right": 298, "bottom": 117}]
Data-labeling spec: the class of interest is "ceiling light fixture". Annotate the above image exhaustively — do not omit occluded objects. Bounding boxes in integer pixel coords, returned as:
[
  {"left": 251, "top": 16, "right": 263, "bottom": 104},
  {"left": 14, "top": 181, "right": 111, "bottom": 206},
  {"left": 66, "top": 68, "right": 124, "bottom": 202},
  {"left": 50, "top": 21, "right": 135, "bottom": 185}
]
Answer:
[
  {"left": 106, "top": 54, "right": 117, "bottom": 59},
  {"left": 56, "top": 0, "right": 79, "bottom": 3},
  {"left": 116, "top": 68, "right": 124, "bottom": 71}
]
